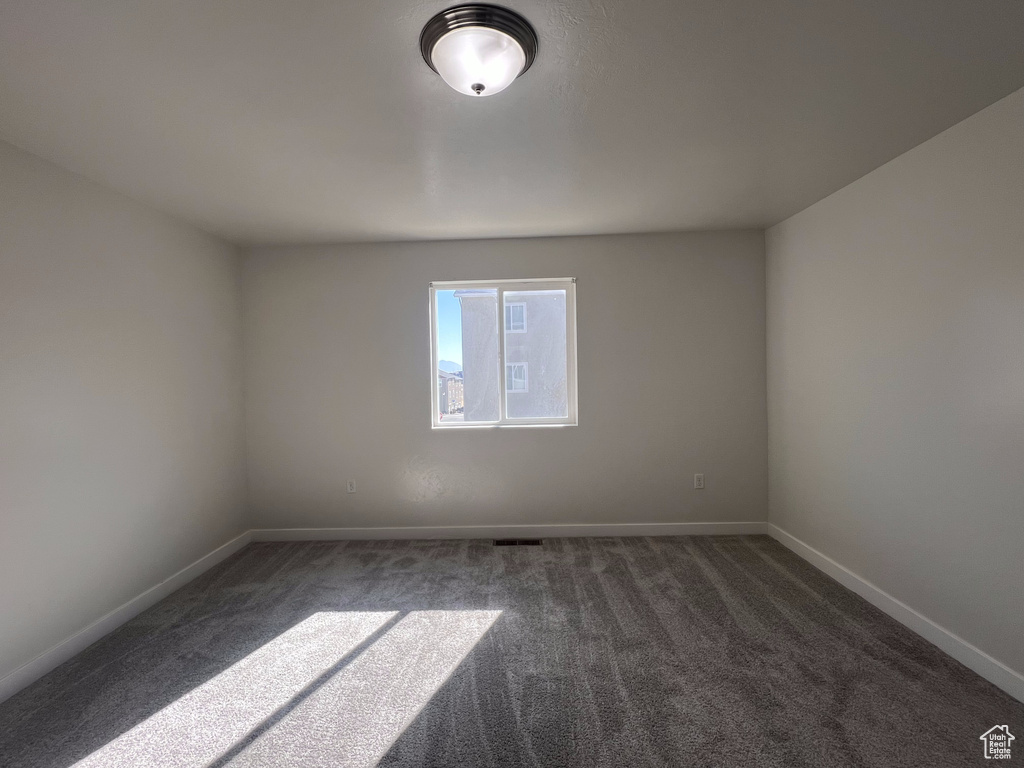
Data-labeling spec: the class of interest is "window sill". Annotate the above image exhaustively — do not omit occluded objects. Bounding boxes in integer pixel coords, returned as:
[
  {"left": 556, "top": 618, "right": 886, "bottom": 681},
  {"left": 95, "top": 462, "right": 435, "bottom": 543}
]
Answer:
[{"left": 431, "top": 421, "right": 577, "bottom": 431}]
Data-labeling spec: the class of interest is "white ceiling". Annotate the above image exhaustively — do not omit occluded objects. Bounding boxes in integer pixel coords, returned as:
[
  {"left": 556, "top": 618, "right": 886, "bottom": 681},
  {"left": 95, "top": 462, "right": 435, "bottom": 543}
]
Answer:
[{"left": 1, "top": 0, "right": 1023, "bottom": 245}]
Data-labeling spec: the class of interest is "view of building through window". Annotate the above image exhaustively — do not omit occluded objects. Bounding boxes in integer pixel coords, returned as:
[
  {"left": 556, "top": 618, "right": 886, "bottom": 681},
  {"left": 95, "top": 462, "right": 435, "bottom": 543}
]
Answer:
[{"left": 432, "top": 280, "right": 576, "bottom": 426}]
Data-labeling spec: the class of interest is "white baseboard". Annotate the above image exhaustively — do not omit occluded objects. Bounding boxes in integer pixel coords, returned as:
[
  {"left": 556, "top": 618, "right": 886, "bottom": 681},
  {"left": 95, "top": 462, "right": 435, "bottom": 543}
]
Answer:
[
  {"left": 250, "top": 521, "right": 768, "bottom": 542},
  {"left": 768, "top": 524, "right": 1024, "bottom": 703},
  {"left": 0, "top": 530, "right": 252, "bottom": 705}
]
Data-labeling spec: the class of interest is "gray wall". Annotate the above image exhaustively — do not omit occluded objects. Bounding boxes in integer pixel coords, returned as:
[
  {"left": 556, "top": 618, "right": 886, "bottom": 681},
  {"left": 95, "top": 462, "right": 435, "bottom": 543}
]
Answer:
[
  {"left": 503, "top": 291, "right": 569, "bottom": 420},
  {"left": 0, "top": 141, "right": 247, "bottom": 683},
  {"left": 766, "top": 88, "right": 1024, "bottom": 676},
  {"left": 458, "top": 290, "right": 570, "bottom": 421},
  {"left": 458, "top": 293, "right": 501, "bottom": 422},
  {"left": 244, "top": 231, "right": 767, "bottom": 529}
]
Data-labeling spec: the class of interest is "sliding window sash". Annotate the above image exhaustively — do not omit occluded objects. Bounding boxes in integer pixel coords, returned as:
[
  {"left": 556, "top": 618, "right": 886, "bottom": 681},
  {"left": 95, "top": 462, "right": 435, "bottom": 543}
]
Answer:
[{"left": 429, "top": 278, "right": 577, "bottom": 429}]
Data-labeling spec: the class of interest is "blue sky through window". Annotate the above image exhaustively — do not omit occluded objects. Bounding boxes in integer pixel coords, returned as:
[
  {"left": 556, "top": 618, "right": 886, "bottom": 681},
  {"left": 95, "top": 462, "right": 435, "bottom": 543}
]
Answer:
[{"left": 436, "top": 290, "right": 463, "bottom": 367}]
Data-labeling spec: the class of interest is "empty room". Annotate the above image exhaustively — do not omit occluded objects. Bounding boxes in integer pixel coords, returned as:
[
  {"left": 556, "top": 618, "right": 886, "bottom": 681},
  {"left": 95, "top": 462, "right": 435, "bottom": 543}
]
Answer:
[{"left": 0, "top": 1, "right": 1022, "bottom": 766}]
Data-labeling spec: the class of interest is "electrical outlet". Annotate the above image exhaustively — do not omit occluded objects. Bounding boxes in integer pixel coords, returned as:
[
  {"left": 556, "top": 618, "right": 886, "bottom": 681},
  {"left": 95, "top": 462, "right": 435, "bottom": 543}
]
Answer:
[
  {"left": 347, "top": 480, "right": 356, "bottom": 494},
  {"left": 694, "top": 473, "right": 705, "bottom": 490}
]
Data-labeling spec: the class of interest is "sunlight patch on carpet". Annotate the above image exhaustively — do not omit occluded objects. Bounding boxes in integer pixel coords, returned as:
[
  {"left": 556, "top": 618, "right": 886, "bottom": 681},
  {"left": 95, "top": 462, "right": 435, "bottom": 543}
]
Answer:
[
  {"left": 71, "top": 611, "right": 398, "bottom": 768},
  {"left": 224, "top": 610, "right": 503, "bottom": 767}
]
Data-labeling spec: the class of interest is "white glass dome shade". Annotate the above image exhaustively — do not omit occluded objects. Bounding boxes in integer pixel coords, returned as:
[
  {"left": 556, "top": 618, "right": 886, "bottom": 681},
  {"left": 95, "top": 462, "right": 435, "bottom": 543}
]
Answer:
[{"left": 430, "top": 26, "right": 526, "bottom": 97}]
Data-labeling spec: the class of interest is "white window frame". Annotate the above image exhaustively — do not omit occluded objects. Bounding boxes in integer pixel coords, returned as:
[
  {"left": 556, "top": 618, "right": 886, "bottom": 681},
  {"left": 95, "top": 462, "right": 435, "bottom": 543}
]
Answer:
[
  {"left": 506, "top": 362, "right": 529, "bottom": 393},
  {"left": 429, "top": 277, "right": 578, "bottom": 429},
  {"left": 504, "top": 302, "right": 527, "bottom": 333}
]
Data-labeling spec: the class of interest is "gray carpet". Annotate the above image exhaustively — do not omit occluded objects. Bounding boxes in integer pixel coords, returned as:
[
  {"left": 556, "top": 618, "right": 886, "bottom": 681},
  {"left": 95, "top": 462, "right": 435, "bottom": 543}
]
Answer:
[{"left": 0, "top": 536, "right": 1020, "bottom": 767}]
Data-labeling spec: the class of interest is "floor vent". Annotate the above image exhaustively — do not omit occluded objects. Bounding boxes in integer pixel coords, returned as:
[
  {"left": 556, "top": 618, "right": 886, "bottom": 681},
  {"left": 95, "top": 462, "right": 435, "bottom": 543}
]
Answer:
[{"left": 493, "top": 539, "right": 544, "bottom": 546}]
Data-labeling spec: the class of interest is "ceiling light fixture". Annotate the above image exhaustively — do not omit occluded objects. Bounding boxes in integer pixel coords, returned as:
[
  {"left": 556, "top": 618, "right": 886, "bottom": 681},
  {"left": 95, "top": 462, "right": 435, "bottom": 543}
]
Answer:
[{"left": 420, "top": 4, "right": 538, "bottom": 97}]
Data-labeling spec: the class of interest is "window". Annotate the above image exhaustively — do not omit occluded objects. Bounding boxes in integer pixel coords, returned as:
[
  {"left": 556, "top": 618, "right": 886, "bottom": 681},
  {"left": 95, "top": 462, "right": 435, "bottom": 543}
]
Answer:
[
  {"left": 430, "top": 278, "right": 577, "bottom": 427},
  {"left": 506, "top": 363, "right": 528, "bottom": 392},
  {"left": 504, "top": 303, "right": 527, "bottom": 333}
]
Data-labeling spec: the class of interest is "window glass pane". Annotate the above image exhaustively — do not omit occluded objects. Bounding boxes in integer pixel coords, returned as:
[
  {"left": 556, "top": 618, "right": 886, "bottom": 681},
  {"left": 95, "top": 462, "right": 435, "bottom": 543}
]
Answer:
[
  {"left": 504, "top": 304, "right": 526, "bottom": 332},
  {"left": 436, "top": 289, "right": 499, "bottom": 423},
  {"left": 506, "top": 363, "right": 528, "bottom": 392},
  {"left": 503, "top": 290, "right": 568, "bottom": 419}
]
